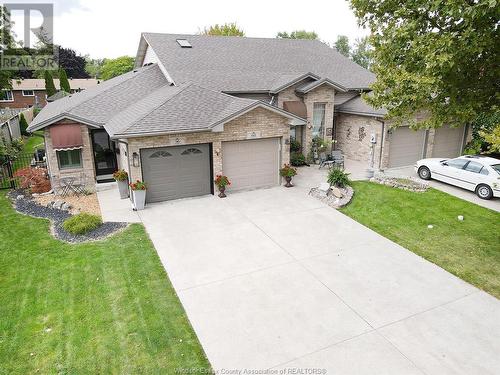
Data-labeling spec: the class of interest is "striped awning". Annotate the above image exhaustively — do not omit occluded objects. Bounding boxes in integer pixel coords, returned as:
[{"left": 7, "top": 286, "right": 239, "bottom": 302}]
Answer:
[{"left": 50, "top": 124, "right": 83, "bottom": 150}]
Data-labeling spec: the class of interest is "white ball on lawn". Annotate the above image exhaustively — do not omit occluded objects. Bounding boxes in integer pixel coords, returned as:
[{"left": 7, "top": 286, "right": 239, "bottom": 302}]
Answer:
[
  {"left": 427, "top": 225, "right": 434, "bottom": 229},
  {"left": 458, "top": 215, "right": 464, "bottom": 221}
]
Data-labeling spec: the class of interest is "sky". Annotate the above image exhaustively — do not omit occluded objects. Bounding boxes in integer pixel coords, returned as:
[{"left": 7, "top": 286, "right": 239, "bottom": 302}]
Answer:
[{"left": 8, "top": 0, "right": 368, "bottom": 59}]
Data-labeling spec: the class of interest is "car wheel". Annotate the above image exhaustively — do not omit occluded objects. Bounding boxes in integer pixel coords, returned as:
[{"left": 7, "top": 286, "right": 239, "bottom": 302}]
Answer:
[
  {"left": 476, "top": 184, "right": 493, "bottom": 200},
  {"left": 418, "top": 166, "right": 431, "bottom": 180}
]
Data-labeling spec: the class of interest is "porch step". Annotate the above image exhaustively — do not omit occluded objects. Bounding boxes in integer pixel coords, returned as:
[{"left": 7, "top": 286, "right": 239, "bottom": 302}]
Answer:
[{"left": 95, "top": 181, "right": 117, "bottom": 192}]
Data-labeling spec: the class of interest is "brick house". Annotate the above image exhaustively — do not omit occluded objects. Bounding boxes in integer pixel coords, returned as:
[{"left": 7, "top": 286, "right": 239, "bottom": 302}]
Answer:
[
  {"left": 0, "top": 78, "right": 100, "bottom": 109},
  {"left": 27, "top": 33, "right": 468, "bottom": 203}
]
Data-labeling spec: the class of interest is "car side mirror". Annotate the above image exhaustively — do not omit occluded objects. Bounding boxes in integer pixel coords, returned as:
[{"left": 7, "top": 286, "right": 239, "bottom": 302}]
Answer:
[{"left": 441, "top": 162, "right": 448, "bottom": 166}]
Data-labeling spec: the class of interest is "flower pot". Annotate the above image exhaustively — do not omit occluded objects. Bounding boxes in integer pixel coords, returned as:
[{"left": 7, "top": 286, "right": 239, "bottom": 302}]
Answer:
[
  {"left": 132, "top": 189, "right": 146, "bottom": 210},
  {"left": 284, "top": 176, "right": 293, "bottom": 188},
  {"left": 117, "top": 179, "right": 129, "bottom": 199},
  {"left": 218, "top": 185, "right": 227, "bottom": 198}
]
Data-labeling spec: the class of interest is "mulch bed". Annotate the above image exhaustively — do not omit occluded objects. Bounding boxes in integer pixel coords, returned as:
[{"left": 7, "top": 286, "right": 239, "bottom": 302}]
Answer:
[{"left": 8, "top": 190, "right": 127, "bottom": 243}]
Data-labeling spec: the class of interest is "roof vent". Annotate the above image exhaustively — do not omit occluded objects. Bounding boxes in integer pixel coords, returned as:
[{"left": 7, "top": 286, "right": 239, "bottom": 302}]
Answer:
[{"left": 176, "top": 39, "right": 192, "bottom": 48}]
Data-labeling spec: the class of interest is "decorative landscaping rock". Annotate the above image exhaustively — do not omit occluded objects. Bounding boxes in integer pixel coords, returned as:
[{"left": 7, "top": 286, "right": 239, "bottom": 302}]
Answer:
[
  {"left": 370, "top": 175, "right": 429, "bottom": 192},
  {"left": 53, "top": 200, "right": 64, "bottom": 210},
  {"left": 16, "top": 195, "right": 24, "bottom": 200},
  {"left": 61, "top": 203, "right": 72, "bottom": 211},
  {"left": 309, "top": 185, "right": 354, "bottom": 209},
  {"left": 8, "top": 191, "right": 126, "bottom": 243},
  {"left": 331, "top": 186, "right": 343, "bottom": 198}
]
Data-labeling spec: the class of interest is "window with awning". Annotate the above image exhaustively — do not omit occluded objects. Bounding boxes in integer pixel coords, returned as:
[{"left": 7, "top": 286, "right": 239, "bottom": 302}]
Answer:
[{"left": 50, "top": 124, "right": 83, "bottom": 150}]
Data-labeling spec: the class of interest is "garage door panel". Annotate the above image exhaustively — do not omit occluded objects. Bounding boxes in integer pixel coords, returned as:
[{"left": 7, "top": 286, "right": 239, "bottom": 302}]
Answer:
[
  {"left": 141, "top": 144, "right": 211, "bottom": 203},
  {"left": 223, "top": 138, "right": 280, "bottom": 191},
  {"left": 432, "top": 125, "right": 464, "bottom": 158},
  {"left": 388, "top": 127, "right": 426, "bottom": 168}
]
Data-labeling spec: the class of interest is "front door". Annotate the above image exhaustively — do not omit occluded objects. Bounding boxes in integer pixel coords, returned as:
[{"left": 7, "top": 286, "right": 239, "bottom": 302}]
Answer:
[{"left": 91, "top": 129, "right": 117, "bottom": 176}]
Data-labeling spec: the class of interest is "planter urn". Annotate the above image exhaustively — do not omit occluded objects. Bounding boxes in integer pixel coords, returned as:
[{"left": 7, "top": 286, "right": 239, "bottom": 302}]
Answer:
[
  {"left": 117, "top": 179, "right": 129, "bottom": 199},
  {"left": 284, "top": 176, "right": 293, "bottom": 188},
  {"left": 132, "top": 189, "right": 146, "bottom": 210},
  {"left": 218, "top": 185, "right": 227, "bottom": 198}
]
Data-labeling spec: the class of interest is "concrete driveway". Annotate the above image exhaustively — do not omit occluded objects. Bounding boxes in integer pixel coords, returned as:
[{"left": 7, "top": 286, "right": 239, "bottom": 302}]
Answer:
[{"left": 129, "top": 174, "right": 500, "bottom": 374}]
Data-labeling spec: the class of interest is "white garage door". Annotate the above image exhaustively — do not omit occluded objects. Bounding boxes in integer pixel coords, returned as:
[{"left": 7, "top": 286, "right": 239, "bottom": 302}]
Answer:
[
  {"left": 432, "top": 125, "right": 464, "bottom": 158},
  {"left": 388, "top": 127, "right": 426, "bottom": 168},
  {"left": 222, "top": 138, "right": 280, "bottom": 190},
  {"left": 141, "top": 144, "right": 211, "bottom": 203}
]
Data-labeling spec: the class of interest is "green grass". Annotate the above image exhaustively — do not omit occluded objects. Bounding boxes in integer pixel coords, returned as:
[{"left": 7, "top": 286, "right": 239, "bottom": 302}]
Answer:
[
  {"left": 341, "top": 182, "right": 500, "bottom": 298},
  {"left": 0, "top": 193, "right": 211, "bottom": 374},
  {"left": 22, "top": 131, "right": 44, "bottom": 155}
]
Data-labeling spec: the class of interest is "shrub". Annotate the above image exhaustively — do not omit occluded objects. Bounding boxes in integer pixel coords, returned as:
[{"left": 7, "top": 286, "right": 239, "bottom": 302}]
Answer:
[
  {"left": 63, "top": 213, "right": 102, "bottom": 235},
  {"left": 113, "top": 169, "right": 128, "bottom": 181},
  {"left": 214, "top": 175, "right": 230, "bottom": 188},
  {"left": 290, "top": 152, "right": 307, "bottom": 166},
  {"left": 279, "top": 164, "right": 297, "bottom": 177},
  {"left": 327, "top": 168, "right": 351, "bottom": 188},
  {"left": 19, "top": 113, "right": 29, "bottom": 136},
  {"left": 290, "top": 139, "right": 301, "bottom": 153},
  {"left": 13, "top": 167, "right": 51, "bottom": 193}
]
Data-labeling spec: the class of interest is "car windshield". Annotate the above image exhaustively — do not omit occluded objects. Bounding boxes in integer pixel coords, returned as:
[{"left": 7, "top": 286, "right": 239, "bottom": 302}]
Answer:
[{"left": 491, "top": 164, "right": 500, "bottom": 175}]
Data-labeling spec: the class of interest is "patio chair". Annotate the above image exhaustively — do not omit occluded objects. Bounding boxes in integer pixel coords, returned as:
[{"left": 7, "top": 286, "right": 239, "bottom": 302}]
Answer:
[
  {"left": 330, "top": 150, "right": 345, "bottom": 170},
  {"left": 318, "top": 153, "right": 335, "bottom": 170}
]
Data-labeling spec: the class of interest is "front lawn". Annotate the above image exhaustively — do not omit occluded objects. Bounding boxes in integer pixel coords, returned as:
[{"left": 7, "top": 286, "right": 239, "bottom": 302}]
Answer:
[
  {"left": 22, "top": 131, "right": 44, "bottom": 154},
  {"left": 0, "top": 193, "right": 211, "bottom": 373},
  {"left": 342, "top": 182, "right": 500, "bottom": 298}
]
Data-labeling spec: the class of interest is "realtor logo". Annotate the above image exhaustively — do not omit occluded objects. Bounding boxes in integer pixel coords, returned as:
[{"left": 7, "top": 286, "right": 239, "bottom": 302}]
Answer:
[{"left": 0, "top": 3, "right": 58, "bottom": 70}]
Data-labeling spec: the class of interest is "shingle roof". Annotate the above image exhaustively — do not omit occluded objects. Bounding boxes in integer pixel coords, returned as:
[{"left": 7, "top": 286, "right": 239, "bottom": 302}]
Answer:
[
  {"left": 139, "top": 33, "right": 376, "bottom": 92},
  {"left": 106, "top": 83, "right": 305, "bottom": 137},
  {"left": 28, "top": 64, "right": 168, "bottom": 131},
  {"left": 335, "top": 94, "right": 387, "bottom": 117},
  {"left": 47, "top": 90, "right": 70, "bottom": 102}
]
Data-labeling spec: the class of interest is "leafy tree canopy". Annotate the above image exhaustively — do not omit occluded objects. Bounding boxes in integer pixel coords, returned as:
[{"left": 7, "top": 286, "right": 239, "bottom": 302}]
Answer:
[
  {"left": 334, "top": 35, "right": 350, "bottom": 57},
  {"left": 350, "top": 0, "right": 500, "bottom": 129},
  {"left": 201, "top": 23, "right": 244, "bottom": 36},
  {"left": 57, "top": 46, "right": 90, "bottom": 78},
  {"left": 276, "top": 30, "right": 318, "bottom": 40},
  {"left": 100, "top": 56, "right": 135, "bottom": 81},
  {"left": 85, "top": 57, "right": 105, "bottom": 79}
]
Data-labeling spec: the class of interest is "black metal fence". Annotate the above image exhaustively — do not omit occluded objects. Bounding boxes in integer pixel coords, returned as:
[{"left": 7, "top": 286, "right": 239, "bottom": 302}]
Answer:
[{"left": 0, "top": 153, "right": 38, "bottom": 189}]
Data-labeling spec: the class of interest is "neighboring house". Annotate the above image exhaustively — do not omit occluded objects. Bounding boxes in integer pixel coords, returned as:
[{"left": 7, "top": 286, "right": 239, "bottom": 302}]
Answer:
[
  {"left": 0, "top": 78, "right": 100, "bottom": 109},
  {"left": 27, "top": 33, "right": 468, "bottom": 203}
]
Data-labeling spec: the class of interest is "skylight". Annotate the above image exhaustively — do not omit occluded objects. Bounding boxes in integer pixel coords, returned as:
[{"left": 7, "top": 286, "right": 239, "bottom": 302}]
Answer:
[{"left": 176, "top": 39, "right": 192, "bottom": 48}]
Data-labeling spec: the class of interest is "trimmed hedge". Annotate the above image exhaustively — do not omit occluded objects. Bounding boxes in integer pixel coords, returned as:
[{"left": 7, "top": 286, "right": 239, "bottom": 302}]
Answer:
[{"left": 63, "top": 213, "right": 102, "bottom": 235}]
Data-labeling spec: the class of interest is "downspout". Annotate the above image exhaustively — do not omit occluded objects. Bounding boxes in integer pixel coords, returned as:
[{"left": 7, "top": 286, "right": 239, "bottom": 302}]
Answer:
[
  {"left": 117, "top": 139, "right": 132, "bottom": 203},
  {"left": 375, "top": 118, "right": 385, "bottom": 171}
]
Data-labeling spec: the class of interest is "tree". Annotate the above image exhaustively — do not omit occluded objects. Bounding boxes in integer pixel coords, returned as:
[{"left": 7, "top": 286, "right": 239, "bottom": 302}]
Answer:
[
  {"left": 334, "top": 35, "right": 350, "bottom": 57},
  {"left": 0, "top": 5, "right": 16, "bottom": 91},
  {"left": 85, "top": 57, "right": 104, "bottom": 79},
  {"left": 100, "top": 56, "right": 135, "bottom": 81},
  {"left": 58, "top": 46, "right": 90, "bottom": 78},
  {"left": 44, "top": 70, "right": 56, "bottom": 97},
  {"left": 59, "top": 68, "right": 71, "bottom": 92},
  {"left": 19, "top": 113, "right": 29, "bottom": 136},
  {"left": 464, "top": 112, "right": 500, "bottom": 154},
  {"left": 350, "top": 0, "right": 499, "bottom": 129},
  {"left": 201, "top": 23, "right": 244, "bottom": 36},
  {"left": 276, "top": 30, "right": 318, "bottom": 40},
  {"left": 351, "top": 37, "right": 371, "bottom": 69}
]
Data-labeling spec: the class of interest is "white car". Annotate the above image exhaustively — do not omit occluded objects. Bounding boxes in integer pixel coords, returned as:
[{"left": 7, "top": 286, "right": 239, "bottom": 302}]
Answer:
[{"left": 415, "top": 155, "right": 500, "bottom": 199}]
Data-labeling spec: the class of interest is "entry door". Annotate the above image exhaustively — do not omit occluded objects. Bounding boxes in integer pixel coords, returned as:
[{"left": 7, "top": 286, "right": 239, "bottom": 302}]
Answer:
[
  {"left": 141, "top": 144, "right": 212, "bottom": 203},
  {"left": 91, "top": 129, "right": 117, "bottom": 176}
]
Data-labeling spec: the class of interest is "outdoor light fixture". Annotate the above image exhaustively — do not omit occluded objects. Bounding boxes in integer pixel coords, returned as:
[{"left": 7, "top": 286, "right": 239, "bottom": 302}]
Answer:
[
  {"left": 132, "top": 152, "right": 139, "bottom": 167},
  {"left": 215, "top": 148, "right": 220, "bottom": 156}
]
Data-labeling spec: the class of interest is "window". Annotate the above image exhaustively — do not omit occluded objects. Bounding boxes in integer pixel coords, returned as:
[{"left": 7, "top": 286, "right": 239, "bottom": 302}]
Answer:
[
  {"left": 149, "top": 150, "right": 172, "bottom": 158},
  {"left": 480, "top": 168, "right": 490, "bottom": 176},
  {"left": 464, "top": 161, "right": 483, "bottom": 173},
  {"left": 181, "top": 148, "right": 202, "bottom": 155},
  {"left": 57, "top": 149, "right": 82, "bottom": 169},
  {"left": 0, "top": 90, "right": 13, "bottom": 101},
  {"left": 312, "top": 103, "right": 326, "bottom": 137},
  {"left": 445, "top": 158, "right": 468, "bottom": 169},
  {"left": 22, "top": 90, "right": 34, "bottom": 96},
  {"left": 491, "top": 164, "right": 500, "bottom": 175}
]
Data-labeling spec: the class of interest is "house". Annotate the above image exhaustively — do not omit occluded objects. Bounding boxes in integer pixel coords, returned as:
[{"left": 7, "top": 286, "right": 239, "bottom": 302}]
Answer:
[
  {"left": 27, "top": 33, "right": 468, "bottom": 203},
  {"left": 0, "top": 78, "right": 100, "bottom": 109}
]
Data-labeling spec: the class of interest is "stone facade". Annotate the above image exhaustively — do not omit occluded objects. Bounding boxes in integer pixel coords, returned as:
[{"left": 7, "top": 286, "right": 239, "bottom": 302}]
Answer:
[
  {"left": 125, "top": 107, "right": 290, "bottom": 183},
  {"left": 44, "top": 121, "right": 96, "bottom": 192},
  {"left": 335, "top": 113, "right": 384, "bottom": 169}
]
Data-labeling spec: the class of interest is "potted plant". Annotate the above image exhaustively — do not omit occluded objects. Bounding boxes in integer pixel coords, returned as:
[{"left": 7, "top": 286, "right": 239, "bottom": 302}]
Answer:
[
  {"left": 280, "top": 164, "right": 297, "bottom": 188},
  {"left": 129, "top": 180, "right": 147, "bottom": 210},
  {"left": 113, "top": 169, "right": 129, "bottom": 199},
  {"left": 214, "top": 175, "right": 230, "bottom": 198}
]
